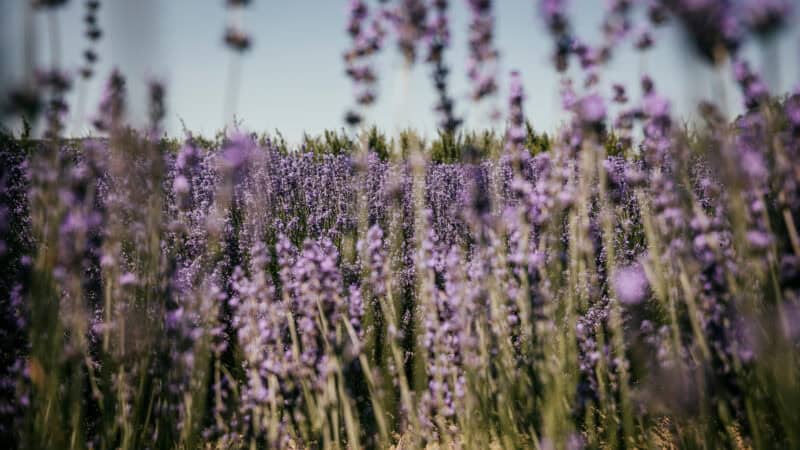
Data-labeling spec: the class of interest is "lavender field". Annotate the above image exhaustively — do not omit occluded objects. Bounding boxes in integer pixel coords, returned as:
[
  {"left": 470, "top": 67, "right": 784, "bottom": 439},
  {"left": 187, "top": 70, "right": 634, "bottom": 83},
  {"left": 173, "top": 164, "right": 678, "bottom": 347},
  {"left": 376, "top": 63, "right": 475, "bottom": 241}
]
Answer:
[{"left": 2, "top": 1, "right": 800, "bottom": 449}]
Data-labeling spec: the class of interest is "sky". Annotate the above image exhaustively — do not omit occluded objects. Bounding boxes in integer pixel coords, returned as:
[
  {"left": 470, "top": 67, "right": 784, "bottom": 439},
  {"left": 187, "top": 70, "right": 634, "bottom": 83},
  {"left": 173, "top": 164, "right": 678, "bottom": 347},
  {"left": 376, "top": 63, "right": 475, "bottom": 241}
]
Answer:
[{"left": 1, "top": 0, "right": 799, "bottom": 143}]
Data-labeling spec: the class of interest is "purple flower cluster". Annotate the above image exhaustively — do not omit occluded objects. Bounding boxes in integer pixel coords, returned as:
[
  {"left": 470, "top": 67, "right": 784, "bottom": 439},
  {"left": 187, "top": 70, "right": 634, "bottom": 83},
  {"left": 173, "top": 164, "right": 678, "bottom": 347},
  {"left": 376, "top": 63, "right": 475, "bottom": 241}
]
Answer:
[
  {"left": 506, "top": 70, "right": 526, "bottom": 152},
  {"left": 392, "top": 0, "right": 428, "bottom": 64},
  {"left": 733, "top": 58, "right": 769, "bottom": 110},
  {"left": 223, "top": 0, "right": 252, "bottom": 52},
  {"left": 344, "top": 0, "right": 387, "bottom": 126},
  {"left": 426, "top": 0, "right": 461, "bottom": 133},
  {"left": 4, "top": 1, "right": 800, "bottom": 448},
  {"left": 80, "top": 0, "right": 102, "bottom": 79},
  {"left": 465, "top": 0, "right": 499, "bottom": 101}
]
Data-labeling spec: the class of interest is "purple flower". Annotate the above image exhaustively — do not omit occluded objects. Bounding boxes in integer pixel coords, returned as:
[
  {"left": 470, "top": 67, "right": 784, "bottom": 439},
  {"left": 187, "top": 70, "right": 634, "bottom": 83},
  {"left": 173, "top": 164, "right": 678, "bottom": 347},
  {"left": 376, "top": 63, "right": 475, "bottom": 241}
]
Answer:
[
  {"left": 344, "top": 0, "right": 387, "bottom": 124},
  {"left": 732, "top": 59, "right": 769, "bottom": 110},
  {"left": 426, "top": 0, "right": 461, "bottom": 133},
  {"left": 613, "top": 264, "right": 649, "bottom": 305},
  {"left": 466, "top": 0, "right": 499, "bottom": 101},
  {"left": 741, "top": 0, "right": 793, "bottom": 36},
  {"left": 506, "top": 70, "right": 526, "bottom": 151},
  {"left": 393, "top": 0, "right": 428, "bottom": 64},
  {"left": 93, "top": 69, "right": 126, "bottom": 132},
  {"left": 358, "top": 224, "right": 387, "bottom": 297},
  {"left": 119, "top": 272, "right": 138, "bottom": 286},
  {"left": 578, "top": 94, "right": 606, "bottom": 127},
  {"left": 666, "top": 0, "right": 743, "bottom": 63},
  {"left": 785, "top": 93, "right": 800, "bottom": 130}
]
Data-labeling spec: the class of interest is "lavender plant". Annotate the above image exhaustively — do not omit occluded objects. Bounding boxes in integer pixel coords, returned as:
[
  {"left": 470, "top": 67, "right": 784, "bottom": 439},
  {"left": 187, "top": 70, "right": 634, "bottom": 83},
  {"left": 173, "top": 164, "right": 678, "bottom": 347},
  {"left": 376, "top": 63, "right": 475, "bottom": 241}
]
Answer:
[{"left": 2, "top": 1, "right": 800, "bottom": 449}]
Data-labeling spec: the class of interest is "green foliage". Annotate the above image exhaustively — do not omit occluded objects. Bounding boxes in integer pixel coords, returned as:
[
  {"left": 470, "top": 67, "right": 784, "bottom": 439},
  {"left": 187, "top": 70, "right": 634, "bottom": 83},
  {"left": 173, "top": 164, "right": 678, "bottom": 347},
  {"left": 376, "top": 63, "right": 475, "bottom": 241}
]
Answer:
[
  {"left": 300, "top": 129, "right": 354, "bottom": 158},
  {"left": 259, "top": 129, "right": 290, "bottom": 154},
  {"left": 429, "top": 129, "right": 461, "bottom": 163},
  {"left": 396, "top": 128, "right": 426, "bottom": 160},
  {"left": 365, "top": 125, "right": 390, "bottom": 160},
  {"left": 524, "top": 121, "right": 552, "bottom": 155},
  {"left": 158, "top": 135, "right": 183, "bottom": 154},
  {"left": 603, "top": 131, "right": 626, "bottom": 157}
]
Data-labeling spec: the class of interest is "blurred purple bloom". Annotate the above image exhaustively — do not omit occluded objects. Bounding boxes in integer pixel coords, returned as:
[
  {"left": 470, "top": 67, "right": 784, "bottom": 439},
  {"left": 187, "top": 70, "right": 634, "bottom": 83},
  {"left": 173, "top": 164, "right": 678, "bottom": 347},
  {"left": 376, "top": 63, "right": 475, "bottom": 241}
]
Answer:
[{"left": 614, "top": 264, "right": 649, "bottom": 305}]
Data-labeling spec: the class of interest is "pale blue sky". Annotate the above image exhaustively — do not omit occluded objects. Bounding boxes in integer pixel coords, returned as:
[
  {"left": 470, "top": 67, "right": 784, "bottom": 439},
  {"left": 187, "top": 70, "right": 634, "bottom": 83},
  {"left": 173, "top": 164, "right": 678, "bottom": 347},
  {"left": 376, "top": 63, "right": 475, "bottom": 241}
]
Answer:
[{"left": 1, "top": 0, "right": 799, "bottom": 142}]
